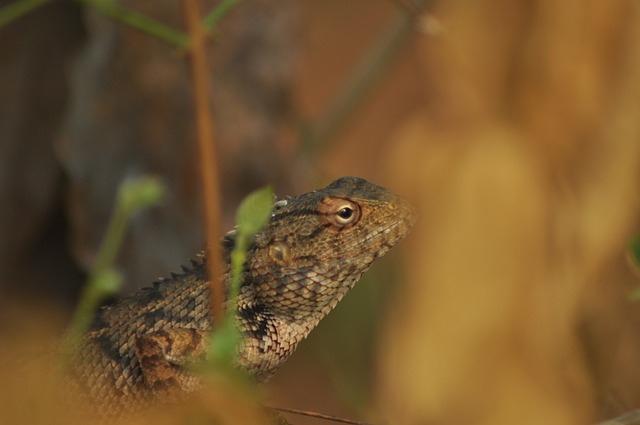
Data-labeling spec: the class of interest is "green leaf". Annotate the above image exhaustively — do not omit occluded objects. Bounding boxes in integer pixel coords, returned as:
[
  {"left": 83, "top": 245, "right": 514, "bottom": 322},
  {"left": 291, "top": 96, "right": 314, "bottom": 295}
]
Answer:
[
  {"left": 92, "top": 268, "right": 123, "bottom": 296},
  {"left": 120, "top": 175, "right": 166, "bottom": 217},
  {"left": 235, "top": 185, "right": 273, "bottom": 236}
]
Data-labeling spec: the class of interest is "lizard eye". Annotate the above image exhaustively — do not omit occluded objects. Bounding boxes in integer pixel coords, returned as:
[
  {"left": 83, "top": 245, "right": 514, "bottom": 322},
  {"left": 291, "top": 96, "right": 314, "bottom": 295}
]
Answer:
[{"left": 337, "top": 207, "right": 354, "bottom": 221}]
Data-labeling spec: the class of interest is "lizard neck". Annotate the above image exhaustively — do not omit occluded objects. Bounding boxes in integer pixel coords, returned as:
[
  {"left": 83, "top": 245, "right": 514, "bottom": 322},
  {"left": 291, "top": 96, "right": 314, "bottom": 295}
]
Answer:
[
  {"left": 242, "top": 263, "right": 365, "bottom": 322},
  {"left": 234, "top": 271, "right": 363, "bottom": 379}
]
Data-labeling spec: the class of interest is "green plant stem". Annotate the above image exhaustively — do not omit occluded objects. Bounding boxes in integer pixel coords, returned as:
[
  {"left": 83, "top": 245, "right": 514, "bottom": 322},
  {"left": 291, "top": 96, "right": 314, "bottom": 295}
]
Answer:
[
  {"left": 206, "top": 186, "right": 272, "bottom": 368},
  {"left": 62, "top": 176, "right": 165, "bottom": 360},
  {"left": 202, "top": 0, "right": 240, "bottom": 32},
  {"left": 79, "top": 0, "right": 189, "bottom": 48},
  {"left": 630, "top": 234, "right": 640, "bottom": 266},
  {"left": 0, "top": 0, "right": 50, "bottom": 28},
  {"left": 64, "top": 199, "right": 132, "bottom": 353},
  {"left": 228, "top": 234, "right": 248, "bottom": 313}
]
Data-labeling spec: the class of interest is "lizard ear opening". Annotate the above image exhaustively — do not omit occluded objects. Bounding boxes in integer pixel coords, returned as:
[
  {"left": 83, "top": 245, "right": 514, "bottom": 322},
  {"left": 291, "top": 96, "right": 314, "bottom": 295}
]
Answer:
[{"left": 269, "top": 241, "right": 290, "bottom": 264}]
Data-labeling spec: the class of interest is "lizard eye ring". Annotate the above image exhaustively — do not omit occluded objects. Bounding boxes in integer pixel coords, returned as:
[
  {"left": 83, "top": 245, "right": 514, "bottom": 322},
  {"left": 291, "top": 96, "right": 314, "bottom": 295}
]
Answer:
[{"left": 320, "top": 198, "right": 361, "bottom": 227}]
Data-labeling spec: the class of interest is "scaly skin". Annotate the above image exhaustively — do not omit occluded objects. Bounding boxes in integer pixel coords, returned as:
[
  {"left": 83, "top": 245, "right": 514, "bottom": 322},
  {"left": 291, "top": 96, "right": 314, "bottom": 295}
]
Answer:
[{"left": 70, "top": 176, "right": 416, "bottom": 416}]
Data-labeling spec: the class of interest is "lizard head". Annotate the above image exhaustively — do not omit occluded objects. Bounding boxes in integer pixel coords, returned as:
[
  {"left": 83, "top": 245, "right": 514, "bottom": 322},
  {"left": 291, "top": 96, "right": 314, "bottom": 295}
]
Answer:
[{"left": 241, "top": 176, "right": 416, "bottom": 320}]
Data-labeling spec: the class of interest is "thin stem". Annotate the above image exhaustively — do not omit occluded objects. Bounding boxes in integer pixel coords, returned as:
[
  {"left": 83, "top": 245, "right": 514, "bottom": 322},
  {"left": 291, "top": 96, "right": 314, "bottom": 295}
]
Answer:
[
  {"left": 64, "top": 197, "right": 131, "bottom": 352},
  {"left": 0, "top": 0, "right": 50, "bottom": 28},
  {"left": 389, "top": 0, "right": 422, "bottom": 15},
  {"left": 302, "top": 0, "right": 432, "bottom": 151},
  {"left": 302, "top": 11, "right": 413, "bottom": 151},
  {"left": 269, "top": 406, "right": 376, "bottom": 425},
  {"left": 81, "top": 0, "right": 189, "bottom": 48},
  {"left": 181, "top": 0, "right": 224, "bottom": 325},
  {"left": 202, "top": 0, "right": 240, "bottom": 32}
]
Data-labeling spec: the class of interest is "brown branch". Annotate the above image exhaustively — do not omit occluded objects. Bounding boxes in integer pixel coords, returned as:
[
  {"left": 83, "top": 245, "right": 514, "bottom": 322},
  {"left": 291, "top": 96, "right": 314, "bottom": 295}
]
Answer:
[
  {"left": 268, "top": 406, "right": 376, "bottom": 425},
  {"left": 180, "top": 0, "right": 224, "bottom": 325}
]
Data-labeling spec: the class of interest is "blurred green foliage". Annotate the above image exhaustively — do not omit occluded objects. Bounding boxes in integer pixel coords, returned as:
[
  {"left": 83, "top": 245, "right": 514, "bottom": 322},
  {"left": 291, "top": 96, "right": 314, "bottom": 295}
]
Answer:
[
  {"left": 0, "top": 0, "right": 241, "bottom": 47},
  {"left": 628, "top": 234, "right": 640, "bottom": 301},
  {"left": 62, "top": 176, "right": 166, "bottom": 360}
]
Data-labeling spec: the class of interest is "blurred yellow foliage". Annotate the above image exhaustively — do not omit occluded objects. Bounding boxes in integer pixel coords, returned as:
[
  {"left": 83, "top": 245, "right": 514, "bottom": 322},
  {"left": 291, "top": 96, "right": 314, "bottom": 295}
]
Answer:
[{"left": 379, "top": 1, "right": 640, "bottom": 424}]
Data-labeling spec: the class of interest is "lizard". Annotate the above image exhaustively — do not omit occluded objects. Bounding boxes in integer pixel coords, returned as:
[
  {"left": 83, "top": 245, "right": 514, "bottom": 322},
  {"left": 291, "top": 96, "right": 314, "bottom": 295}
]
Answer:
[{"left": 69, "top": 176, "right": 416, "bottom": 416}]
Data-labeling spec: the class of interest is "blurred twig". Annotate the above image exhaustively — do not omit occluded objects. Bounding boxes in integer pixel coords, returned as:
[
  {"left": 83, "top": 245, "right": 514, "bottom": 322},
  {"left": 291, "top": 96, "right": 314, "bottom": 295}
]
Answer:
[
  {"left": 0, "top": 0, "right": 239, "bottom": 47},
  {"left": 80, "top": 0, "right": 189, "bottom": 48},
  {"left": 0, "top": 0, "right": 49, "bottom": 28},
  {"left": 269, "top": 406, "right": 376, "bottom": 425},
  {"left": 389, "top": 0, "right": 423, "bottom": 15},
  {"left": 181, "top": 0, "right": 225, "bottom": 325},
  {"left": 203, "top": 0, "right": 240, "bottom": 32},
  {"left": 627, "top": 234, "right": 640, "bottom": 300},
  {"left": 301, "top": 0, "right": 432, "bottom": 152},
  {"left": 596, "top": 409, "right": 640, "bottom": 425},
  {"left": 0, "top": 0, "right": 189, "bottom": 47},
  {"left": 629, "top": 235, "right": 640, "bottom": 267},
  {"left": 62, "top": 176, "right": 165, "bottom": 359}
]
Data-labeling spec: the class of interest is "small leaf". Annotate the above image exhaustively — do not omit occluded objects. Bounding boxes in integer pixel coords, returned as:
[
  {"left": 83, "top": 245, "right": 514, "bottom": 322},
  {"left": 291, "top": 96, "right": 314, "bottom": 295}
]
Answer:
[
  {"left": 236, "top": 186, "right": 273, "bottom": 236},
  {"left": 120, "top": 175, "right": 166, "bottom": 217},
  {"left": 92, "top": 268, "right": 123, "bottom": 296}
]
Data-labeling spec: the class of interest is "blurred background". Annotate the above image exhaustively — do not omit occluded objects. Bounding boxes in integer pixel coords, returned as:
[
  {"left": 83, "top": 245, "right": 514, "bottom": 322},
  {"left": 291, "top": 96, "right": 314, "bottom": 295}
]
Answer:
[{"left": 1, "top": 0, "right": 640, "bottom": 424}]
